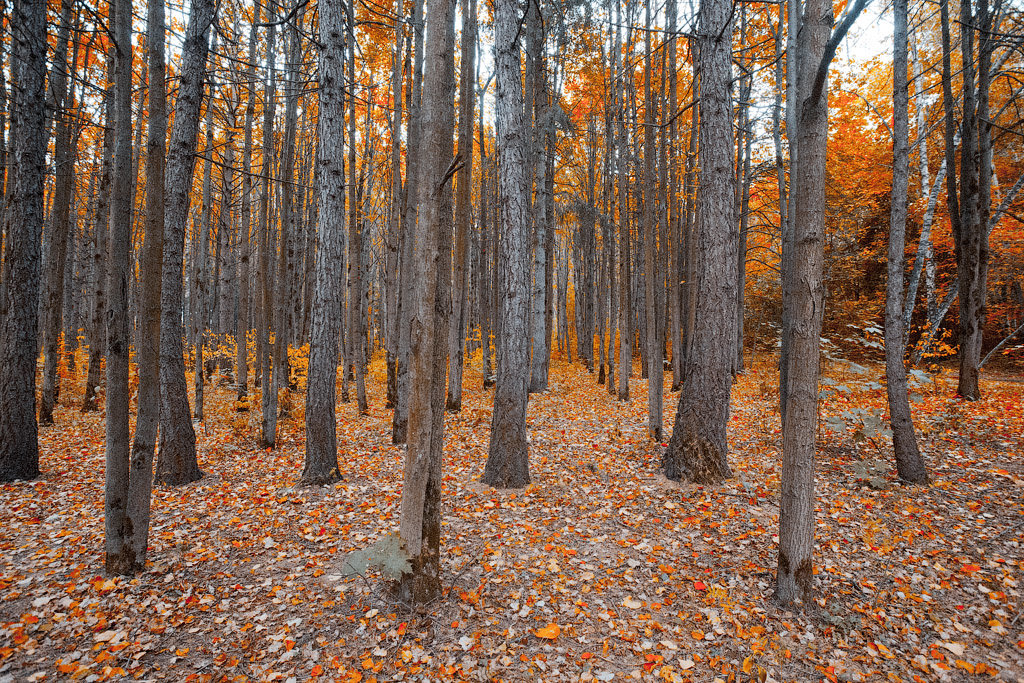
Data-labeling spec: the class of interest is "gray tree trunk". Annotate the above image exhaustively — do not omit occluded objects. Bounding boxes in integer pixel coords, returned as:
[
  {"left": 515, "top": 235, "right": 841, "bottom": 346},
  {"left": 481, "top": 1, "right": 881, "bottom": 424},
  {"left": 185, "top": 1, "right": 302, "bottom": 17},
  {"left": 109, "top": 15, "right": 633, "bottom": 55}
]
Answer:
[
  {"left": 775, "top": 0, "right": 869, "bottom": 607},
  {"left": 303, "top": 0, "right": 347, "bottom": 486},
  {"left": 0, "top": 0, "right": 46, "bottom": 482},
  {"left": 396, "top": 0, "right": 456, "bottom": 604},
  {"left": 662, "top": 0, "right": 735, "bottom": 484},
  {"left": 236, "top": 14, "right": 258, "bottom": 406},
  {"left": 446, "top": 0, "right": 477, "bottom": 411},
  {"left": 642, "top": 0, "right": 662, "bottom": 439},
  {"left": 481, "top": 0, "right": 532, "bottom": 489},
  {"left": 39, "top": 0, "right": 76, "bottom": 425},
  {"left": 885, "top": 0, "right": 929, "bottom": 485},
  {"left": 104, "top": 0, "right": 136, "bottom": 574},
  {"left": 156, "top": 0, "right": 214, "bottom": 486},
  {"left": 257, "top": 2, "right": 278, "bottom": 445}
]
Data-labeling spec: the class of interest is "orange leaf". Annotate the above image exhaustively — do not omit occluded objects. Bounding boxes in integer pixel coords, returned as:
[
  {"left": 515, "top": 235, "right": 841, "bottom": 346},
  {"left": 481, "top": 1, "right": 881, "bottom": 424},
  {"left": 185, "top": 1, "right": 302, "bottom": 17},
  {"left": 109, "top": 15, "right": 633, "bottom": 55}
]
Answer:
[{"left": 535, "top": 624, "right": 561, "bottom": 640}]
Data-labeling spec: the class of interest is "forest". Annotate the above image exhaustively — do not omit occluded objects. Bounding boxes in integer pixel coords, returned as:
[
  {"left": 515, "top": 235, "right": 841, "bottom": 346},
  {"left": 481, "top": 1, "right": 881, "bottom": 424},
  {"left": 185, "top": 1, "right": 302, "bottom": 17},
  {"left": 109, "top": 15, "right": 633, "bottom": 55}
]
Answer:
[{"left": 0, "top": 0, "right": 1023, "bottom": 677}]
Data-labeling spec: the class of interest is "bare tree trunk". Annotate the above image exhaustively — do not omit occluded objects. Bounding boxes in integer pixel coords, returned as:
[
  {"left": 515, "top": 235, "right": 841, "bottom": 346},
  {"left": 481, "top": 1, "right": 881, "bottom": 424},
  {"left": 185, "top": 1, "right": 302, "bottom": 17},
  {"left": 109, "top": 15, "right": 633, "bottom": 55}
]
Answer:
[
  {"left": 104, "top": 0, "right": 136, "bottom": 573},
  {"left": 258, "top": 2, "right": 278, "bottom": 445},
  {"left": 446, "top": 0, "right": 477, "bottom": 411},
  {"left": 482, "top": 0, "right": 532, "bottom": 489},
  {"left": 116, "top": 0, "right": 166, "bottom": 574},
  {"left": 83, "top": 48, "right": 116, "bottom": 413},
  {"left": 156, "top": 0, "right": 214, "bottom": 486},
  {"left": 346, "top": 8, "right": 367, "bottom": 414},
  {"left": 303, "top": 0, "right": 346, "bottom": 486},
  {"left": 662, "top": 0, "right": 734, "bottom": 483},
  {"left": 39, "top": 0, "right": 76, "bottom": 425},
  {"left": 236, "top": 14, "right": 258, "bottom": 406},
  {"left": 885, "top": 0, "right": 929, "bottom": 485},
  {"left": 0, "top": 0, "right": 46, "bottom": 481},
  {"left": 775, "top": 0, "right": 869, "bottom": 607},
  {"left": 385, "top": 0, "right": 405, "bottom": 409},
  {"left": 395, "top": 0, "right": 456, "bottom": 604},
  {"left": 192, "top": 67, "right": 215, "bottom": 421},
  {"left": 642, "top": 0, "right": 662, "bottom": 439}
]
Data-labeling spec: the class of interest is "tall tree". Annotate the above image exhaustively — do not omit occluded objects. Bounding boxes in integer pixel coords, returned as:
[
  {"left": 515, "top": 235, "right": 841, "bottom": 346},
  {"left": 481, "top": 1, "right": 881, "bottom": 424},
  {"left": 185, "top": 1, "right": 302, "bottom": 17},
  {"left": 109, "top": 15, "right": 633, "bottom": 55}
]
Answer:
[
  {"left": 303, "top": 0, "right": 346, "bottom": 486},
  {"left": 396, "top": 0, "right": 456, "bottom": 603},
  {"left": 0, "top": 0, "right": 46, "bottom": 482},
  {"left": 104, "top": 0, "right": 137, "bottom": 574},
  {"left": 481, "top": 0, "right": 532, "bottom": 489},
  {"left": 156, "top": 0, "right": 215, "bottom": 486},
  {"left": 885, "top": 0, "right": 929, "bottom": 485},
  {"left": 774, "top": 0, "right": 870, "bottom": 607},
  {"left": 661, "top": 0, "right": 735, "bottom": 483},
  {"left": 446, "top": 0, "right": 478, "bottom": 411},
  {"left": 642, "top": 0, "right": 662, "bottom": 439}
]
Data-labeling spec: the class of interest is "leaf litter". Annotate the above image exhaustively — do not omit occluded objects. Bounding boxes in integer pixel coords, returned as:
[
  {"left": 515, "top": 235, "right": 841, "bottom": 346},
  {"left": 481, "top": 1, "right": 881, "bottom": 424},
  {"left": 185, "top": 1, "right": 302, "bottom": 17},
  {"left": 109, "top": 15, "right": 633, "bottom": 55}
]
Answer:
[{"left": 1, "top": 355, "right": 1022, "bottom": 682}]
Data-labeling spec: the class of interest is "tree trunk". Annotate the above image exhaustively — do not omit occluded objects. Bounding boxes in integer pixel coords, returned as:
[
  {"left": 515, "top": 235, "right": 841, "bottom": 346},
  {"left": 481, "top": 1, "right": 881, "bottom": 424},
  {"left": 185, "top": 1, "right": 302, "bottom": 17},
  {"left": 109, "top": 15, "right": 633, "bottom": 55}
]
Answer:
[
  {"left": 236, "top": 14, "right": 258, "bottom": 406},
  {"left": 303, "top": 0, "right": 347, "bottom": 486},
  {"left": 885, "top": 0, "right": 929, "bottom": 485},
  {"left": 192, "top": 70, "right": 215, "bottom": 421},
  {"left": 395, "top": 0, "right": 456, "bottom": 604},
  {"left": 385, "top": 1, "right": 405, "bottom": 410},
  {"left": 662, "top": 0, "right": 734, "bottom": 484},
  {"left": 39, "top": 0, "right": 76, "bottom": 425},
  {"left": 481, "top": 0, "right": 532, "bottom": 489},
  {"left": 446, "top": 0, "right": 477, "bottom": 411},
  {"left": 642, "top": 0, "right": 662, "bottom": 439},
  {"left": 346, "top": 8, "right": 368, "bottom": 414},
  {"left": 105, "top": 0, "right": 141, "bottom": 574},
  {"left": 0, "top": 0, "right": 46, "bottom": 482},
  {"left": 257, "top": 2, "right": 277, "bottom": 444},
  {"left": 156, "top": 0, "right": 214, "bottom": 486},
  {"left": 774, "top": 0, "right": 869, "bottom": 608}
]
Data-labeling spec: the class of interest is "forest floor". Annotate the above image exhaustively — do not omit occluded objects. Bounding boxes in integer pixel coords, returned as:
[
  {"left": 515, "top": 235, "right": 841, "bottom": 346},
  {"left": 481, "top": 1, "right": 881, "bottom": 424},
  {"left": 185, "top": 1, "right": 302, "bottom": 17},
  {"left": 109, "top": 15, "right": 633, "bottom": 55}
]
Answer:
[{"left": 1, "top": 352, "right": 1023, "bottom": 683}]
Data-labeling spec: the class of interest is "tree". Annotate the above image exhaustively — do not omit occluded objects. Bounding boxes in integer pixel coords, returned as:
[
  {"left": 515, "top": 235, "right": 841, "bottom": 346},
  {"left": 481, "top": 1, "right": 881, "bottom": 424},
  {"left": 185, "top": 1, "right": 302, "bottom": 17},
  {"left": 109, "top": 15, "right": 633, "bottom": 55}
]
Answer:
[
  {"left": 156, "top": 0, "right": 215, "bottom": 486},
  {"left": 885, "top": 0, "right": 929, "bottom": 485},
  {"left": 446, "top": 0, "right": 478, "bottom": 412},
  {"left": 395, "top": 0, "right": 456, "bottom": 603},
  {"left": 775, "top": 0, "right": 870, "bottom": 607},
  {"left": 0, "top": 0, "right": 46, "bottom": 482},
  {"left": 661, "top": 0, "right": 735, "bottom": 484},
  {"left": 104, "top": 0, "right": 138, "bottom": 574},
  {"left": 642, "top": 0, "right": 662, "bottom": 439},
  {"left": 303, "top": 0, "right": 346, "bottom": 486},
  {"left": 481, "top": 0, "right": 532, "bottom": 489}
]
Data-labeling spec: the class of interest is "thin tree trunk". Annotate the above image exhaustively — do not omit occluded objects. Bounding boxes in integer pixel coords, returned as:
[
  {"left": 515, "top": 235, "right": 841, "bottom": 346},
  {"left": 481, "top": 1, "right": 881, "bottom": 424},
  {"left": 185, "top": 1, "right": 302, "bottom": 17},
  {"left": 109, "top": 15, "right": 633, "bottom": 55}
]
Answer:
[
  {"left": 385, "top": 0, "right": 405, "bottom": 409},
  {"left": 642, "top": 0, "right": 662, "bottom": 439},
  {"left": 447, "top": 0, "right": 477, "bottom": 410},
  {"left": 258, "top": 2, "right": 278, "bottom": 445},
  {"left": 236, "top": 14, "right": 258, "bottom": 406},
  {"left": 193, "top": 68, "right": 215, "bottom": 421},
  {"left": 886, "top": 0, "right": 929, "bottom": 485},
  {"left": 347, "top": 7, "right": 367, "bottom": 414}
]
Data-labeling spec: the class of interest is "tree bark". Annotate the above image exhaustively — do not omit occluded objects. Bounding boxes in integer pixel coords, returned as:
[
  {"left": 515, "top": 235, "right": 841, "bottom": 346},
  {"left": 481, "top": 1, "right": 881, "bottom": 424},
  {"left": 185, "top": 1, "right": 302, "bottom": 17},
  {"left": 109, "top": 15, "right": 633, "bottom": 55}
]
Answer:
[
  {"left": 446, "top": 0, "right": 477, "bottom": 411},
  {"left": 662, "top": 0, "right": 735, "bottom": 484},
  {"left": 885, "top": 0, "right": 929, "bottom": 485},
  {"left": 642, "top": 0, "right": 662, "bottom": 439},
  {"left": 482, "top": 0, "right": 532, "bottom": 489},
  {"left": 0, "top": 0, "right": 46, "bottom": 482},
  {"left": 236, "top": 13, "right": 258, "bottom": 406},
  {"left": 395, "top": 0, "right": 456, "bottom": 604},
  {"left": 156, "top": 0, "right": 214, "bottom": 486},
  {"left": 303, "top": 0, "right": 347, "bottom": 487}
]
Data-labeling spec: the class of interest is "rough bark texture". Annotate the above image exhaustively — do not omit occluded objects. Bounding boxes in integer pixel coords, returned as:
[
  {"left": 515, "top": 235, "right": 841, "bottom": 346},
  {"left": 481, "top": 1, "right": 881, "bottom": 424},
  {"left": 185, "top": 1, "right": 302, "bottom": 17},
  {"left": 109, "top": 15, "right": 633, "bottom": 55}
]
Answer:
[
  {"left": 774, "top": 0, "right": 869, "bottom": 608},
  {"left": 481, "top": 0, "right": 532, "bottom": 489},
  {"left": 302, "top": 0, "right": 346, "bottom": 487},
  {"left": 446, "top": 0, "right": 477, "bottom": 411},
  {"left": 661, "top": 0, "right": 734, "bottom": 485},
  {"left": 104, "top": 0, "right": 136, "bottom": 574},
  {"left": 642, "top": 0, "right": 662, "bottom": 439},
  {"left": 257, "top": 4, "right": 277, "bottom": 445},
  {"left": 0, "top": 0, "right": 46, "bottom": 482},
  {"left": 39, "top": 0, "right": 75, "bottom": 426},
  {"left": 395, "top": 0, "right": 456, "bottom": 604},
  {"left": 886, "top": 0, "right": 929, "bottom": 485},
  {"left": 156, "top": 0, "right": 214, "bottom": 486}
]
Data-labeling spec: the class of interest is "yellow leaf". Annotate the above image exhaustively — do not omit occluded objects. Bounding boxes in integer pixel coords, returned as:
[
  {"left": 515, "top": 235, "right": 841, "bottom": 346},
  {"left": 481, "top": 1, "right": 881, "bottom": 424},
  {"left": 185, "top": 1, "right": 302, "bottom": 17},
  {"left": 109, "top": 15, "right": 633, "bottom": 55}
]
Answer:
[
  {"left": 535, "top": 624, "right": 561, "bottom": 640},
  {"left": 742, "top": 656, "right": 753, "bottom": 674}
]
